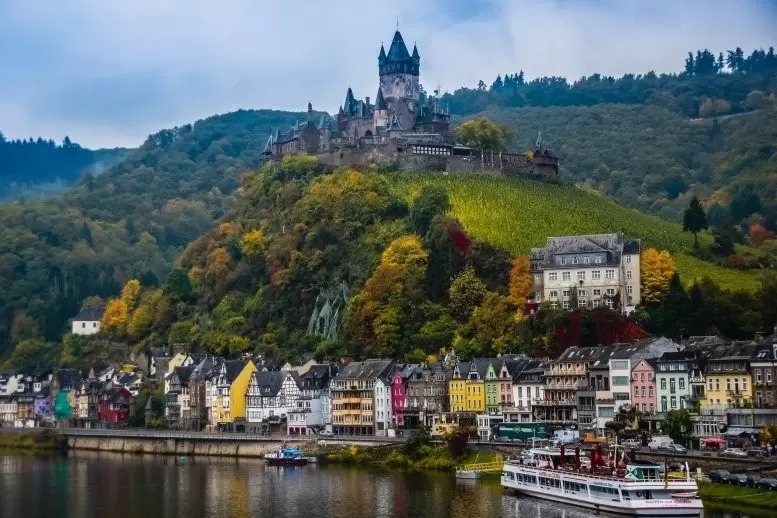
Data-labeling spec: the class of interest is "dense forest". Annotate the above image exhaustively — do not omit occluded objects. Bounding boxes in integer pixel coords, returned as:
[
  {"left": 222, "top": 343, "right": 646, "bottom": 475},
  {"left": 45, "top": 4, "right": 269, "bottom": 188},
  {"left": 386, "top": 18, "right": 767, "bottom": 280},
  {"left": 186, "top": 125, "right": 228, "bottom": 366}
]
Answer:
[
  {"left": 0, "top": 109, "right": 305, "bottom": 356},
  {"left": 0, "top": 133, "right": 129, "bottom": 201},
  {"left": 444, "top": 47, "right": 777, "bottom": 117},
  {"left": 1, "top": 46, "right": 777, "bottom": 365}
]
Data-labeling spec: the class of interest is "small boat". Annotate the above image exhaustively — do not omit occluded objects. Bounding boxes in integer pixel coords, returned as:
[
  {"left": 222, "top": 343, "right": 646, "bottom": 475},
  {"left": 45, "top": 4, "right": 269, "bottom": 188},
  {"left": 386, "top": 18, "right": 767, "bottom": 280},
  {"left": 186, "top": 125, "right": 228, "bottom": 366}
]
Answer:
[
  {"left": 455, "top": 468, "right": 482, "bottom": 480},
  {"left": 265, "top": 447, "right": 308, "bottom": 466}
]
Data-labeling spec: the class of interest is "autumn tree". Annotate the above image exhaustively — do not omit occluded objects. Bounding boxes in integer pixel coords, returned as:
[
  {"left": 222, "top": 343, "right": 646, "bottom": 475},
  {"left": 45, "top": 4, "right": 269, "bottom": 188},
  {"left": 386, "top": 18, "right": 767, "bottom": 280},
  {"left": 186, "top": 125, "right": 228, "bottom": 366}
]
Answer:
[
  {"left": 508, "top": 255, "right": 533, "bottom": 311},
  {"left": 641, "top": 248, "right": 677, "bottom": 306},
  {"left": 346, "top": 235, "right": 428, "bottom": 357},
  {"left": 164, "top": 267, "right": 192, "bottom": 300},
  {"left": 127, "top": 306, "right": 152, "bottom": 340},
  {"left": 207, "top": 247, "right": 231, "bottom": 278},
  {"left": 454, "top": 117, "right": 510, "bottom": 152},
  {"left": 101, "top": 299, "right": 130, "bottom": 339},
  {"left": 241, "top": 229, "right": 266, "bottom": 259},
  {"left": 120, "top": 279, "right": 142, "bottom": 310},
  {"left": 682, "top": 196, "right": 708, "bottom": 246}
]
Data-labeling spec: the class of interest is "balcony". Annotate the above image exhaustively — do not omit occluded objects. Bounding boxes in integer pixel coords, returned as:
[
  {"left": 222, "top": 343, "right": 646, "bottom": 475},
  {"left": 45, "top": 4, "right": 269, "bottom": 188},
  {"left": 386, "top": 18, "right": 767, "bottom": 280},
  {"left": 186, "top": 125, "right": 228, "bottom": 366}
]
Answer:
[
  {"left": 596, "top": 398, "right": 615, "bottom": 405},
  {"left": 689, "top": 376, "right": 705, "bottom": 384},
  {"left": 726, "top": 390, "right": 745, "bottom": 399},
  {"left": 533, "top": 398, "right": 576, "bottom": 406}
]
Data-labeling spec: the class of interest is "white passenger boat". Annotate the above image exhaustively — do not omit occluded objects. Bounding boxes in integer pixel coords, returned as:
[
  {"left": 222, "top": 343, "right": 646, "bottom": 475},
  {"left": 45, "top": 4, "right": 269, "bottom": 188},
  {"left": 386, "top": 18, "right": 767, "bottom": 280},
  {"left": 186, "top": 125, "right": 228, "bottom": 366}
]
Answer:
[
  {"left": 455, "top": 468, "right": 482, "bottom": 480},
  {"left": 501, "top": 447, "right": 702, "bottom": 517}
]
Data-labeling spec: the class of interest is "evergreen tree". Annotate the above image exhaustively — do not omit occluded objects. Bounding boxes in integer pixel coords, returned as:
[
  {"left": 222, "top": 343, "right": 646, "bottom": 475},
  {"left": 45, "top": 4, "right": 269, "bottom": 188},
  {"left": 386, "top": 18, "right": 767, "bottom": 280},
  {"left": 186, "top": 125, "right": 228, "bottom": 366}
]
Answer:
[{"left": 682, "top": 196, "right": 708, "bottom": 246}]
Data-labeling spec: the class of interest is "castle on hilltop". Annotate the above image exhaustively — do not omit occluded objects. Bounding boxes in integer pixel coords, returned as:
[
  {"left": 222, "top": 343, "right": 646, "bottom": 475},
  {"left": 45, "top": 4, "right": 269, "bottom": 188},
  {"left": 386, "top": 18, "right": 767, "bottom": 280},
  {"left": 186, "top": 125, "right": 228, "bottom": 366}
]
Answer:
[{"left": 263, "top": 30, "right": 559, "bottom": 177}]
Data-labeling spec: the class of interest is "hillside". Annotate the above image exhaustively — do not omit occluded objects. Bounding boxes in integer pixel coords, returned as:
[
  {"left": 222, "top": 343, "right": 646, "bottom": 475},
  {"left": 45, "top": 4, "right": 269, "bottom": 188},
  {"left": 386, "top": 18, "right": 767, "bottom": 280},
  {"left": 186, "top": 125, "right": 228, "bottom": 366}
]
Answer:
[
  {"left": 464, "top": 101, "right": 777, "bottom": 224},
  {"left": 0, "top": 134, "right": 129, "bottom": 202},
  {"left": 390, "top": 174, "right": 760, "bottom": 291},
  {"left": 0, "top": 109, "right": 304, "bottom": 353}
]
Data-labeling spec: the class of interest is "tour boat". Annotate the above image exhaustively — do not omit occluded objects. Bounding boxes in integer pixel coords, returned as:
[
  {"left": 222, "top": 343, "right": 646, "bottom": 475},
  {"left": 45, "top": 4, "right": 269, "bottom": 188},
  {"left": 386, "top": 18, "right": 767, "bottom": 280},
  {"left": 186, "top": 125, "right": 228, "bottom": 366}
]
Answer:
[
  {"left": 501, "top": 446, "right": 703, "bottom": 517},
  {"left": 265, "top": 447, "right": 309, "bottom": 466}
]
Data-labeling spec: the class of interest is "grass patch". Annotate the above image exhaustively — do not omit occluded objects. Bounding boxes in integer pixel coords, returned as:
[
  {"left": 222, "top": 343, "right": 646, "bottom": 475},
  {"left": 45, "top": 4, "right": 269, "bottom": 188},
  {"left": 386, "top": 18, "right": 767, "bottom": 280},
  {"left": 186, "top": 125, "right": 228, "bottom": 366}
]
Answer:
[
  {"left": 323, "top": 444, "right": 471, "bottom": 472},
  {"left": 390, "top": 173, "right": 760, "bottom": 291},
  {"left": 698, "top": 481, "right": 777, "bottom": 514},
  {"left": 0, "top": 430, "right": 68, "bottom": 452}
]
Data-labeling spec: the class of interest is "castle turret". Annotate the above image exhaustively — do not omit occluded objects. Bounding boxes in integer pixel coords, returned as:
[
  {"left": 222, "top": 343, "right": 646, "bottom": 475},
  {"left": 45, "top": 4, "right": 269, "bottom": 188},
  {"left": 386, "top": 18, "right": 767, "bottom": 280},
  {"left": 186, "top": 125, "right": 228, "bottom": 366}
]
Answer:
[
  {"left": 374, "top": 87, "right": 389, "bottom": 132},
  {"left": 412, "top": 43, "right": 420, "bottom": 64},
  {"left": 307, "top": 102, "right": 313, "bottom": 122},
  {"left": 378, "top": 44, "right": 387, "bottom": 66}
]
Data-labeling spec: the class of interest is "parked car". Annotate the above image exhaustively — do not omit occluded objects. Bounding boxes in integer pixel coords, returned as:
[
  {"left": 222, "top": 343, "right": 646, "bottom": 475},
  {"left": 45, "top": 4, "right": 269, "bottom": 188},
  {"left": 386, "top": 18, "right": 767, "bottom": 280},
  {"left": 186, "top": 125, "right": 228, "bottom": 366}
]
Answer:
[
  {"left": 318, "top": 430, "right": 333, "bottom": 437},
  {"left": 648, "top": 436, "right": 673, "bottom": 450},
  {"left": 667, "top": 444, "right": 687, "bottom": 454},
  {"left": 757, "top": 478, "right": 777, "bottom": 490},
  {"left": 622, "top": 439, "right": 641, "bottom": 449},
  {"left": 729, "top": 473, "right": 749, "bottom": 486},
  {"left": 708, "top": 469, "right": 731, "bottom": 483},
  {"left": 721, "top": 447, "right": 748, "bottom": 457},
  {"left": 746, "top": 474, "right": 761, "bottom": 487},
  {"left": 747, "top": 448, "right": 765, "bottom": 457}
]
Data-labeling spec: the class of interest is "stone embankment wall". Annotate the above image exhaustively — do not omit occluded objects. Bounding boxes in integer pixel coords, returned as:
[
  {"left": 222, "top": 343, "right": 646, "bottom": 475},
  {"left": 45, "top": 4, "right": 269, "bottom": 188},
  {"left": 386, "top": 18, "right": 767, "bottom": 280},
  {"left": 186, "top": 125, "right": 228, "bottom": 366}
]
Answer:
[{"left": 67, "top": 436, "right": 310, "bottom": 458}]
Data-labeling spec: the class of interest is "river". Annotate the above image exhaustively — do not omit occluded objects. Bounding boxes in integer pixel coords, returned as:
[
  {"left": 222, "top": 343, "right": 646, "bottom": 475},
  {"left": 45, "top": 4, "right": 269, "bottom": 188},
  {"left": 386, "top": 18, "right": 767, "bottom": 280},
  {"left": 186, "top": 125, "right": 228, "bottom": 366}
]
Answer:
[{"left": 0, "top": 453, "right": 752, "bottom": 518}]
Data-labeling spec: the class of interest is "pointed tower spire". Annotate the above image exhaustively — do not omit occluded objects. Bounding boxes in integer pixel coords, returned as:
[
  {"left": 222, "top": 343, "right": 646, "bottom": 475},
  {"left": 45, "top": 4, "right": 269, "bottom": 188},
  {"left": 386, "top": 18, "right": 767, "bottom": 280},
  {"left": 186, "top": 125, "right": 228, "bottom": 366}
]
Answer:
[
  {"left": 375, "top": 87, "right": 387, "bottom": 111},
  {"left": 412, "top": 43, "right": 419, "bottom": 62},
  {"left": 378, "top": 43, "right": 387, "bottom": 65}
]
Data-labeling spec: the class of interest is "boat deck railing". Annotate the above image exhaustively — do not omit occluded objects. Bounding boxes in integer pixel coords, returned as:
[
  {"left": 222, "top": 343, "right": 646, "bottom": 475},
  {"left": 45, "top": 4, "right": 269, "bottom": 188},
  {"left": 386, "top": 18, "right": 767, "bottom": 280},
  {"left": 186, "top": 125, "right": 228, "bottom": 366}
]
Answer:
[
  {"left": 462, "top": 454, "right": 504, "bottom": 473},
  {"left": 504, "top": 464, "right": 694, "bottom": 484}
]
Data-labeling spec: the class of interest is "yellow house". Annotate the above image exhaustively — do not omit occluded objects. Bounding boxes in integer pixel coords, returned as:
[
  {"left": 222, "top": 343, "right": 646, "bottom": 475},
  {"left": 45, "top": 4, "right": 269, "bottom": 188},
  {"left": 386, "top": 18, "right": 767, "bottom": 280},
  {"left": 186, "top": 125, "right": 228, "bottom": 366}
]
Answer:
[
  {"left": 214, "top": 359, "right": 256, "bottom": 431},
  {"left": 703, "top": 344, "right": 754, "bottom": 409},
  {"left": 448, "top": 361, "right": 486, "bottom": 413}
]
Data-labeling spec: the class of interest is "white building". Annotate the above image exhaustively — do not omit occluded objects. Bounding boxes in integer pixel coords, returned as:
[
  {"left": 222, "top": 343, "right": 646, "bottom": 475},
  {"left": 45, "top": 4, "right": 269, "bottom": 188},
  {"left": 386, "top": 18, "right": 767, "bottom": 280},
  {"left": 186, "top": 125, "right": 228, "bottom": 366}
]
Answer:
[
  {"left": 246, "top": 371, "right": 300, "bottom": 424},
  {"left": 530, "top": 232, "right": 641, "bottom": 314},
  {"left": 71, "top": 307, "right": 104, "bottom": 335},
  {"left": 511, "top": 360, "right": 546, "bottom": 421},
  {"left": 374, "top": 377, "right": 392, "bottom": 436}
]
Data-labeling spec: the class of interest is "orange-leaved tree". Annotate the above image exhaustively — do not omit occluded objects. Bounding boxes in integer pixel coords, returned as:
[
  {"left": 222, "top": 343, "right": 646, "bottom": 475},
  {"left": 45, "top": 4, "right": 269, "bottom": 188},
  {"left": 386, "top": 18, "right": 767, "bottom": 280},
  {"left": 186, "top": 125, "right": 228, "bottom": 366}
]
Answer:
[
  {"left": 508, "top": 255, "right": 533, "bottom": 311},
  {"left": 641, "top": 248, "right": 677, "bottom": 305}
]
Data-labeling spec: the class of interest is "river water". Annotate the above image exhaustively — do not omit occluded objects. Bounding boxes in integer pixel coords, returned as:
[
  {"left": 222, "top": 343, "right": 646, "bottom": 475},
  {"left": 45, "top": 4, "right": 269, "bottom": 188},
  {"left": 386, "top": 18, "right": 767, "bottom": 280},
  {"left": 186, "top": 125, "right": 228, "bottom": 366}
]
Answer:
[{"left": 0, "top": 453, "right": 751, "bottom": 518}]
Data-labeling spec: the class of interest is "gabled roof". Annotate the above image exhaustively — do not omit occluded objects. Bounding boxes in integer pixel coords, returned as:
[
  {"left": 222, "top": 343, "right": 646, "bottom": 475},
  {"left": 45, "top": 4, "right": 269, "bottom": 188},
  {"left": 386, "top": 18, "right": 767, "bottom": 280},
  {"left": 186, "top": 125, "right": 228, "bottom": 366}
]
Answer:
[
  {"left": 222, "top": 360, "right": 245, "bottom": 383},
  {"left": 73, "top": 307, "right": 104, "bottom": 321},
  {"left": 54, "top": 369, "right": 82, "bottom": 390},
  {"left": 250, "top": 371, "right": 287, "bottom": 397},
  {"left": 470, "top": 358, "right": 494, "bottom": 378},
  {"left": 190, "top": 356, "right": 218, "bottom": 381},
  {"left": 531, "top": 232, "right": 637, "bottom": 269},
  {"left": 335, "top": 359, "right": 394, "bottom": 380},
  {"left": 173, "top": 365, "right": 195, "bottom": 384},
  {"left": 385, "top": 30, "right": 411, "bottom": 63},
  {"left": 656, "top": 350, "right": 697, "bottom": 363}
]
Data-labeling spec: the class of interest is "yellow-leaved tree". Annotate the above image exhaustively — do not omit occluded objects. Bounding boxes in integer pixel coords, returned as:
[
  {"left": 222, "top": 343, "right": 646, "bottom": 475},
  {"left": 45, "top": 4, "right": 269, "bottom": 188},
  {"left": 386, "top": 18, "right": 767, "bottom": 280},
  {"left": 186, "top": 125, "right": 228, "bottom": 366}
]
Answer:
[
  {"left": 101, "top": 299, "right": 129, "bottom": 339},
  {"left": 641, "top": 248, "right": 677, "bottom": 305},
  {"left": 120, "top": 279, "right": 141, "bottom": 310},
  {"left": 508, "top": 255, "right": 533, "bottom": 313},
  {"left": 241, "top": 229, "right": 266, "bottom": 260},
  {"left": 127, "top": 306, "right": 152, "bottom": 340}
]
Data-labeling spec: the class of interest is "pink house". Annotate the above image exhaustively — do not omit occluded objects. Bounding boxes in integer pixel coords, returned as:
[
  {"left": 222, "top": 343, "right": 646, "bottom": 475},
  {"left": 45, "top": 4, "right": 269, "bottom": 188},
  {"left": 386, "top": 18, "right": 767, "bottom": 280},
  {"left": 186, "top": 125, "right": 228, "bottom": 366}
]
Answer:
[
  {"left": 631, "top": 359, "right": 657, "bottom": 414},
  {"left": 391, "top": 371, "right": 407, "bottom": 424}
]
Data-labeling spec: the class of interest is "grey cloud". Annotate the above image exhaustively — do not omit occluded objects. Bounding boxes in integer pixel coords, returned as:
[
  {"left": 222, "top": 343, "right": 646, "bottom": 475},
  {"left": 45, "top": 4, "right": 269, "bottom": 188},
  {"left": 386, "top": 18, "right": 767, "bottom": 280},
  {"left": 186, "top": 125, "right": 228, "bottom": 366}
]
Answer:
[{"left": 0, "top": 0, "right": 774, "bottom": 148}]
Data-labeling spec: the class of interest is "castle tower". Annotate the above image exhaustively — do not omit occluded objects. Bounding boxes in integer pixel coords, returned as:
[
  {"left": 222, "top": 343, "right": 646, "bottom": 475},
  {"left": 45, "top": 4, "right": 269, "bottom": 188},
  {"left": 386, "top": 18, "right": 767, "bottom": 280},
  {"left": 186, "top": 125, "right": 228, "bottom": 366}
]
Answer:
[
  {"left": 374, "top": 87, "right": 388, "bottom": 133},
  {"left": 378, "top": 30, "right": 420, "bottom": 131}
]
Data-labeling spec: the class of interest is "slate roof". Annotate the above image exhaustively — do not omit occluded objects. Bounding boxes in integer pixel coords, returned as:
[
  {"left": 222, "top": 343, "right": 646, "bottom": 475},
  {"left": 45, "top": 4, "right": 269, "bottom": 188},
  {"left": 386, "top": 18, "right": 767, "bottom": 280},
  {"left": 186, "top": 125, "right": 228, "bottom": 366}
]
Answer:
[
  {"left": 656, "top": 350, "right": 698, "bottom": 363},
  {"left": 385, "top": 30, "right": 411, "bottom": 63},
  {"left": 610, "top": 338, "right": 659, "bottom": 359},
  {"left": 73, "top": 307, "right": 104, "bottom": 321},
  {"left": 190, "top": 356, "right": 218, "bottom": 381},
  {"left": 558, "top": 346, "right": 605, "bottom": 363},
  {"left": 54, "top": 369, "right": 82, "bottom": 391},
  {"left": 335, "top": 359, "right": 394, "bottom": 380},
  {"left": 222, "top": 360, "right": 246, "bottom": 383},
  {"left": 251, "top": 371, "right": 287, "bottom": 397},
  {"left": 375, "top": 87, "right": 387, "bottom": 110},
  {"left": 530, "top": 232, "right": 641, "bottom": 270},
  {"left": 174, "top": 366, "right": 195, "bottom": 384}
]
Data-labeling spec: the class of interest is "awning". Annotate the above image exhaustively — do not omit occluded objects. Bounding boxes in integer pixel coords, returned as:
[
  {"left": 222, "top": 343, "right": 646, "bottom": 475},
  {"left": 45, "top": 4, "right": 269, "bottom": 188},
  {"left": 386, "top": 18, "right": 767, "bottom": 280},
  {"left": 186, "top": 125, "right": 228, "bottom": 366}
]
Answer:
[
  {"left": 700, "top": 437, "right": 726, "bottom": 444},
  {"left": 725, "top": 427, "right": 758, "bottom": 437}
]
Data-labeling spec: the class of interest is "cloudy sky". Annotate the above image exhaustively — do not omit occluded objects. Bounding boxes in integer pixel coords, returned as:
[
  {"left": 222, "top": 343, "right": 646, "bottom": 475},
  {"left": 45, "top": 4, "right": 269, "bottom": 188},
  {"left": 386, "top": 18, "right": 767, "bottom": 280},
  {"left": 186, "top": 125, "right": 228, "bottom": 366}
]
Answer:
[{"left": 1, "top": 0, "right": 775, "bottom": 149}]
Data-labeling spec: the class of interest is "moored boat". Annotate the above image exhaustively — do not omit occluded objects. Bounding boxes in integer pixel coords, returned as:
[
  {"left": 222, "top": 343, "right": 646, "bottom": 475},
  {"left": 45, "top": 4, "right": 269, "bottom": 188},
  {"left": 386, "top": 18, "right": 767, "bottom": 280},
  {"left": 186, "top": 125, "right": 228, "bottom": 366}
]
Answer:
[
  {"left": 501, "top": 446, "right": 703, "bottom": 517},
  {"left": 265, "top": 447, "right": 309, "bottom": 466},
  {"left": 455, "top": 468, "right": 482, "bottom": 480}
]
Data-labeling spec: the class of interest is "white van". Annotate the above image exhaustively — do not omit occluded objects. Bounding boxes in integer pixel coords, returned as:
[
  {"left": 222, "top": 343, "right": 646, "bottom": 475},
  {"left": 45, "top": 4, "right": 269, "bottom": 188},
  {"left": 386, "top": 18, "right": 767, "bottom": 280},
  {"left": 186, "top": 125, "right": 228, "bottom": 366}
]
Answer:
[{"left": 648, "top": 436, "right": 674, "bottom": 450}]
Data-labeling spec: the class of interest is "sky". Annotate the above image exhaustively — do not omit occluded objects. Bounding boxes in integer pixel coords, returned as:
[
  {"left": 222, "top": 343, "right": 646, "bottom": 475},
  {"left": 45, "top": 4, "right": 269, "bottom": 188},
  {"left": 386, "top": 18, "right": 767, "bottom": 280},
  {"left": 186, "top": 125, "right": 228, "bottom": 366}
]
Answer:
[{"left": 1, "top": 0, "right": 775, "bottom": 149}]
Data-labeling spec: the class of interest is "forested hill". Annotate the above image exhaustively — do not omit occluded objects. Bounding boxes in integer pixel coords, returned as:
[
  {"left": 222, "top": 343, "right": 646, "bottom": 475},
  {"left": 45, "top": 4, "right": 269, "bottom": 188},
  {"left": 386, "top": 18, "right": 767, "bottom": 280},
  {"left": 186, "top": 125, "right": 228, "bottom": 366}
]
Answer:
[
  {"left": 444, "top": 46, "right": 777, "bottom": 117},
  {"left": 466, "top": 100, "right": 777, "bottom": 223},
  {"left": 0, "top": 109, "right": 304, "bottom": 353},
  {"left": 0, "top": 134, "right": 129, "bottom": 201}
]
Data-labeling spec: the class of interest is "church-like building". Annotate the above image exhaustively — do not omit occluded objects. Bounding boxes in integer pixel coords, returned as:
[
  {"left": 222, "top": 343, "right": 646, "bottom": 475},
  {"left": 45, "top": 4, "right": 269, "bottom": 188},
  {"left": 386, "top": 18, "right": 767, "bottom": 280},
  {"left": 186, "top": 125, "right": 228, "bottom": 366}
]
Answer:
[{"left": 263, "top": 30, "right": 558, "bottom": 178}]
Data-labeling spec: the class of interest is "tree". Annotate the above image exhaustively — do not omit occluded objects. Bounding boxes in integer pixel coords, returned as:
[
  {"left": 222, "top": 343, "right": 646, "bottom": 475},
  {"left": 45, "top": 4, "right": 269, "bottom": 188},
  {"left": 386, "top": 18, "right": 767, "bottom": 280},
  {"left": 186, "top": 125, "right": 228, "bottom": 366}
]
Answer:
[
  {"left": 4, "top": 339, "right": 60, "bottom": 370},
  {"left": 508, "top": 255, "right": 533, "bottom": 309},
  {"left": 101, "top": 299, "right": 130, "bottom": 339},
  {"left": 127, "top": 306, "right": 152, "bottom": 341},
  {"left": 682, "top": 196, "right": 708, "bottom": 246},
  {"left": 409, "top": 186, "right": 450, "bottom": 235},
  {"left": 404, "top": 347, "right": 427, "bottom": 364},
  {"left": 241, "top": 229, "right": 266, "bottom": 260},
  {"left": 453, "top": 117, "right": 509, "bottom": 152},
  {"left": 449, "top": 268, "right": 487, "bottom": 320},
  {"left": 662, "top": 409, "right": 691, "bottom": 442},
  {"left": 120, "top": 279, "right": 142, "bottom": 310},
  {"left": 641, "top": 249, "right": 677, "bottom": 306},
  {"left": 164, "top": 267, "right": 192, "bottom": 300}
]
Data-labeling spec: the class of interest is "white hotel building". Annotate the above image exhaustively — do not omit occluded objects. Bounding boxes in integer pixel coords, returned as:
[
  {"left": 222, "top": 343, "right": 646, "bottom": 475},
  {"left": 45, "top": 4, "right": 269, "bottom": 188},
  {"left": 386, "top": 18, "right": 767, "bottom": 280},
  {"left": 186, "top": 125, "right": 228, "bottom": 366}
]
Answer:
[{"left": 530, "top": 232, "right": 641, "bottom": 314}]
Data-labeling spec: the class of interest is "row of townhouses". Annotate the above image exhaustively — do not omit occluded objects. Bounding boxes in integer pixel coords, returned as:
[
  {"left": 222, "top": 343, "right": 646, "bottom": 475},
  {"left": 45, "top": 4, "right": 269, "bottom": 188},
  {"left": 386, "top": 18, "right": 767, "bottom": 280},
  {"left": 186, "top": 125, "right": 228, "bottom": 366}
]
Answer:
[{"left": 0, "top": 365, "right": 136, "bottom": 428}]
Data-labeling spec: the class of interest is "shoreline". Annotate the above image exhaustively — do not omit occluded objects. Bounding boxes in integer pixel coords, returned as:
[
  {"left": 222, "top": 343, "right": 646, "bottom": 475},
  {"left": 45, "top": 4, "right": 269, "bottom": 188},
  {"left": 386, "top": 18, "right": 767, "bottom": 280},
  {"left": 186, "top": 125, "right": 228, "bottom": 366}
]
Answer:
[
  {"left": 697, "top": 481, "right": 776, "bottom": 516},
  {"left": 0, "top": 430, "right": 68, "bottom": 453}
]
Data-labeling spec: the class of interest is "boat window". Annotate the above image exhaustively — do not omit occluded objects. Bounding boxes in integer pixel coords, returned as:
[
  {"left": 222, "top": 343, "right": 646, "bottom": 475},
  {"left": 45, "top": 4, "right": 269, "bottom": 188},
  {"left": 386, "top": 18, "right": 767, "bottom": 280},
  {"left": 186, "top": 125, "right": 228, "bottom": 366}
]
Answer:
[{"left": 502, "top": 471, "right": 514, "bottom": 480}]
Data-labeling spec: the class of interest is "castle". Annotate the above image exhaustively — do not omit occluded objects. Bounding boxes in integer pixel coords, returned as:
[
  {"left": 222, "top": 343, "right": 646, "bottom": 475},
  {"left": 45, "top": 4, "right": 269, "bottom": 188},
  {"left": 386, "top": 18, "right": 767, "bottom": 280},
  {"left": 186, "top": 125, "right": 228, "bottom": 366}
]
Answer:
[{"left": 263, "top": 30, "right": 559, "bottom": 177}]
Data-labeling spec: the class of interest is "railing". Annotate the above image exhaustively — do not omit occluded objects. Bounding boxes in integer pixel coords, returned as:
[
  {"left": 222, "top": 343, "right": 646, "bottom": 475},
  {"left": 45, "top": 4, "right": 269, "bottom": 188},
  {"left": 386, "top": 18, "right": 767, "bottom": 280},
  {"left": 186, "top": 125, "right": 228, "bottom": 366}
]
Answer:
[{"left": 462, "top": 454, "right": 504, "bottom": 473}]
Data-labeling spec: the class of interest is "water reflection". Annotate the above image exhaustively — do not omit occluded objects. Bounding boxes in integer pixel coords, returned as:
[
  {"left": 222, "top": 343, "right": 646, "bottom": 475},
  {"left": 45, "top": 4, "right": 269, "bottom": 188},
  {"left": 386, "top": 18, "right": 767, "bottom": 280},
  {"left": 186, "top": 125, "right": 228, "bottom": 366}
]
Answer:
[{"left": 0, "top": 453, "right": 754, "bottom": 518}]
